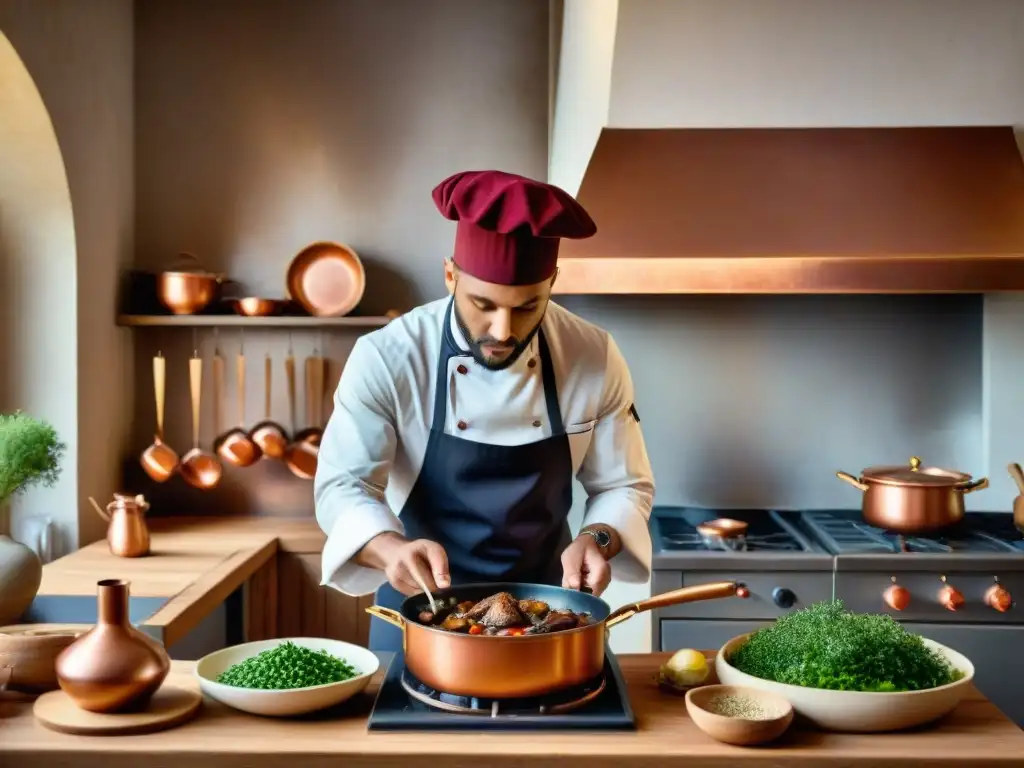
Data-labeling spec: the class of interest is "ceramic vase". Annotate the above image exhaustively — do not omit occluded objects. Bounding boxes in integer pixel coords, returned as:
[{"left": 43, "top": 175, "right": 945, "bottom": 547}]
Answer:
[
  {"left": 0, "top": 525, "right": 43, "bottom": 625},
  {"left": 54, "top": 579, "right": 170, "bottom": 712}
]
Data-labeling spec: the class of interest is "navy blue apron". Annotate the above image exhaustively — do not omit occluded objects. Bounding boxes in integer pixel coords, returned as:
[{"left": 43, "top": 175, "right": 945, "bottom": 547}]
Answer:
[{"left": 368, "top": 300, "right": 574, "bottom": 652}]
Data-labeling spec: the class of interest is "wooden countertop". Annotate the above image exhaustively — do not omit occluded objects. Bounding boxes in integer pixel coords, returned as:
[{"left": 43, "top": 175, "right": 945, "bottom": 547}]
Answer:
[
  {"left": 2, "top": 654, "right": 1021, "bottom": 768},
  {"left": 37, "top": 517, "right": 325, "bottom": 646}
]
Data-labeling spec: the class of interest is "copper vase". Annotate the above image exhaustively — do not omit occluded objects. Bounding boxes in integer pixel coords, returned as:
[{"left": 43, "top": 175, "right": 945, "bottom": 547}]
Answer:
[{"left": 54, "top": 579, "right": 170, "bottom": 712}]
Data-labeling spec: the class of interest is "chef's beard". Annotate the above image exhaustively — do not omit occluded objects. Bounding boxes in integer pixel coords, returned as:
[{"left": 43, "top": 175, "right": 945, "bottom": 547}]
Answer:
[{"left": 453, "top": 302, "right": 543, "bottom": 371}]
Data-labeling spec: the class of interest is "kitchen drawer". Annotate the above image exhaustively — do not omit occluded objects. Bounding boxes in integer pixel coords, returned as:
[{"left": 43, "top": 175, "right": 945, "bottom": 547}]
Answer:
[{"left": 652, "top": 570, "right": 833, "bottom": 620}]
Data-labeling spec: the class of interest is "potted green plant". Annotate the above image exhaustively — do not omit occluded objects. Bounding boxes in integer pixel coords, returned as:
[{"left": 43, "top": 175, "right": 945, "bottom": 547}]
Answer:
[{"left": 0, "top": 411, "right": 65, "bottom": 625}]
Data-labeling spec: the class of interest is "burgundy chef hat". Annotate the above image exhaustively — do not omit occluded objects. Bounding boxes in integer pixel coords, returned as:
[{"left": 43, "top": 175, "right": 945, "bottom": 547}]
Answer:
[{"left": 432, "top": 170, "right": 597, "bottom": 286}]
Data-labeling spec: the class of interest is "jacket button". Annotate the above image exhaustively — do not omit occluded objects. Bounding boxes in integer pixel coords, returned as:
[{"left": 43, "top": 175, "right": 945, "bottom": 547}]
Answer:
[
  {"left": 456, "top": 364, "right": 468, "bottom": 375},
  {"left": 527, "top": 358, "right": 537, "bottom": 369},
  {"left": 532, "top": 420, "right": 541, "bottom": 428},
  {"left": 457, "top": 420, "right": 468, "bottom": 430}
]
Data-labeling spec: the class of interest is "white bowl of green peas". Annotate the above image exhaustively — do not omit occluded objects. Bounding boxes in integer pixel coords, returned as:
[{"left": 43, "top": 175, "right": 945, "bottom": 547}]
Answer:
[{"left": 195, "top": 637, "right": 380, "bottom": 717}]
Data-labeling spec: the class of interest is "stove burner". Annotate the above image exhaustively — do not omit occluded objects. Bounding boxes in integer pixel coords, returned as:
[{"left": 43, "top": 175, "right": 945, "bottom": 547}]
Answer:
[
  {"left": 662, "top": 531, "right": 799, "bottom": 551},
  {"left": 400, "top": 669, "right": 607, "bottom": 716},
  {"left": 654, "top": 508, "right": 811, "bottom": 552},
  {"left": 803, "top": 511, "right": 1024, "bottom": 554}
]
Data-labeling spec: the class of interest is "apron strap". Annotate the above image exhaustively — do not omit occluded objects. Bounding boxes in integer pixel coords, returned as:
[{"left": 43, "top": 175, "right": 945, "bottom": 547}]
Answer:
[{"left": 433, "top": 299, "right": 566, "bottom": 435}]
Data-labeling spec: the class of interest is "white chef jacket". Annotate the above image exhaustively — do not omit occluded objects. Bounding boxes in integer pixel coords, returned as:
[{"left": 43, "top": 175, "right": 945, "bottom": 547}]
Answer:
[{"left": 314, "top": 297, "right": 655, "bottom": 597}]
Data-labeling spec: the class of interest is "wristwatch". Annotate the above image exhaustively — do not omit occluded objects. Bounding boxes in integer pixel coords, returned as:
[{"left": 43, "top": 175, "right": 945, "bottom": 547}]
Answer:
[{"left": 580, "top": 528, "right": 612, "bottom": 551}]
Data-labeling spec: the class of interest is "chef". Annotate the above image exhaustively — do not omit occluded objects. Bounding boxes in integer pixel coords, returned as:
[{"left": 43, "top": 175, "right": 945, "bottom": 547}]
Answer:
[{"left": 314, "top": 169, "right": 655, "bottom": 652}]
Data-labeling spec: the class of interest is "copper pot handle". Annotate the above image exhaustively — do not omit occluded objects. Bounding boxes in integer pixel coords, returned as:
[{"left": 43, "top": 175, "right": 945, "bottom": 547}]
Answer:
[
  {"left": 88, "top": 497, "right": 111, "bottom": 523},
  {"left": 365, "top": 605, "right": 405, "bottom": 631},
  {"left": 605, "top": 581, "right": 739, "bottom": 629},
  {"left": 836, "top": 471, "right": 869, "bottom": 492},
  {"left": 960, "top": 477, "right": 989, "bottom": 494}
]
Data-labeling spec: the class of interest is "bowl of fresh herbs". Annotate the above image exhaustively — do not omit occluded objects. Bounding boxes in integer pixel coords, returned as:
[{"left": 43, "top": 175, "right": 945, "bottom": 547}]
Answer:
[
  {"left": 195, "top": 638, "right": 380, "bottom": 716},
  {"left": 715, "top": 600, "right": 974, "bottom": 732}
]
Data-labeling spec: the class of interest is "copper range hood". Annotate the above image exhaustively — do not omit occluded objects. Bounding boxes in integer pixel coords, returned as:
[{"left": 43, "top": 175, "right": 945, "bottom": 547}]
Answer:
[{"left": 554, "top": 126, "right": 1024, "bottom": 294}]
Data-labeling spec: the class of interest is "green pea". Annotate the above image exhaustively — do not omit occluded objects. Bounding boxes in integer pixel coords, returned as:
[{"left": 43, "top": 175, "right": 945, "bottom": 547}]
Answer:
[{"left": 215, "top": 641, "right": 358, "bottom": 690}]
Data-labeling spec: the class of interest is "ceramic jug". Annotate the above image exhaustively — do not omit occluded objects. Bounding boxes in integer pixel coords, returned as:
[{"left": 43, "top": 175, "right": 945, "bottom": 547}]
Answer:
[
  {"left": 54, "top": 578, "right": 169, "bottom": 712},
  {"left": 90, "top": 493, "right": 151, "bottom": 558}
]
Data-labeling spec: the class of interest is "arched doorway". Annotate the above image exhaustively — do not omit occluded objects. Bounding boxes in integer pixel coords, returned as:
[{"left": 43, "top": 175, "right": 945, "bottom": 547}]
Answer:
[{"left": 0, "top": 27, "right": 78, "bottom": 551}]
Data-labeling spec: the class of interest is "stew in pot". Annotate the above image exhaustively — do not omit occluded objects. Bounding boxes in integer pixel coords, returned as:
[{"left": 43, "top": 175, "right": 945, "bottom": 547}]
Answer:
[{"left": 417, "top": 591, "right": 595, "bottom": 636}]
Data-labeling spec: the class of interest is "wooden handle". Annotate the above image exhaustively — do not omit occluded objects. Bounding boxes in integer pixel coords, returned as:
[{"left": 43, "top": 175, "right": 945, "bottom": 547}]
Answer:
[
  {"left": 1009, "top": 463, "right": 1024, "bottom": 494},
  {"left": 285, "top": 354, "right": 296, "bottom": 432},
  {"left": 236, "top": 353, "right": 247, "bottom": 427},
  {"left": 153, "top": 354, "right": 166, "bottom": 440},
  {"left": 304, "top": 356, "right": 316, "bottom": 428},
  {"left": 189, "top": 356, "right": 202, "bottom": 449},
  {"left": 263, "top": 354, "right": 272, "bottom": 418},
  {"left": 312, "top": 356, "right": 325, "bottom": 427},
  {"left": 212, "top": 353, "right": 224, "bottom": 436}
]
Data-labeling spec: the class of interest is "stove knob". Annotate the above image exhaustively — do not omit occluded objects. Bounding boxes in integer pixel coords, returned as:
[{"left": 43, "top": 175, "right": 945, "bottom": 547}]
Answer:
[
  {"left": 883, "top": 584, "right": 911, "bottom": 611},
  {"left": 772, "top": 587, "right": 796, "bottom": 609},
  {"left": 985, "top": 584, "right": 1013, "bottom": 613},
  {"left": 938, "top": 584, "right": 965, "bottom": 611}
]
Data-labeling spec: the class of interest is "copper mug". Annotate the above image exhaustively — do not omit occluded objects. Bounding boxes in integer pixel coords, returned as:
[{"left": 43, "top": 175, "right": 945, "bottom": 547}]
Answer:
[{"left": 89, "top": 494, "right": 151, "bottom": 558}]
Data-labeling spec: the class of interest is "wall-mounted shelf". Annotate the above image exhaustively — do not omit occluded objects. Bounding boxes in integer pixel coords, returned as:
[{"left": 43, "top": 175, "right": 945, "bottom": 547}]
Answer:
[{"left": 117, "top": 314, "right": 393, "bottom": 328}]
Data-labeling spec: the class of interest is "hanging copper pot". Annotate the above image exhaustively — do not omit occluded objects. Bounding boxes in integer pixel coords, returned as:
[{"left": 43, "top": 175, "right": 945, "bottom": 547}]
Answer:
[{"left": 836, "top": 456, "right": 988, "bottom": 534}]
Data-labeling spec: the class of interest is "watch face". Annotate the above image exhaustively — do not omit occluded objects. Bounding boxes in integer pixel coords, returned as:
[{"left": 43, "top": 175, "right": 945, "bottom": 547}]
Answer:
[{"left": 592, "top": 530, "right": 610, "bottom": 547}]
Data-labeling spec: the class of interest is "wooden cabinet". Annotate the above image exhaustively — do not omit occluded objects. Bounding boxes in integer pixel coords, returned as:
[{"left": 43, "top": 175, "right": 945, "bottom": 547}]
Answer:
[{"left": 244, "top": 552, "right": 372, "bottom": 645}]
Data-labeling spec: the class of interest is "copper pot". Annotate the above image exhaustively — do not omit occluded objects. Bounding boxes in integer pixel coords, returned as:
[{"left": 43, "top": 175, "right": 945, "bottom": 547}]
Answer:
[
  {"left": 365, "top": 580, "right": 743, "bottom": 699},
  {"left": 54, "top": 579, "right": 170, "bottom": 713},
  {"left": 156, "top": 252, "right": 224, "bottom": 315},
  {"left": 836, "top": 456, "right": 989, "bottom": 534}
]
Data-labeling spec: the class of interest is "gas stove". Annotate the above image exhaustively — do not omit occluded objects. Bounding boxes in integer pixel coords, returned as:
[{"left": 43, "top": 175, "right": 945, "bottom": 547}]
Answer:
[
  {"left": 649, "top": 505, "right": 1024, "bottom": 728},
  {"left": 367, "top": 652, "right": 635, "bottom": 731}
]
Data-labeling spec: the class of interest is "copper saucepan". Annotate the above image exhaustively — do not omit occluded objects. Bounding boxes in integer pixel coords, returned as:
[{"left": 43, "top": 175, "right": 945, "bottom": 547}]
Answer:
[
  {"left": 365, "top": 580, "right": 745, "bottom": 699},
  {"left": 836, "top": 456, "right": 988, "bottom": 534},
  {"left": 248, "top": 353, "right": 288, "bottom": 459}
]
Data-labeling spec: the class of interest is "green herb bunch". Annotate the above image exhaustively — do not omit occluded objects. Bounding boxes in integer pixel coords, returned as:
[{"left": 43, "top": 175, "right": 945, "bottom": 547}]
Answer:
[
  {"left": 216, "top": 641, "right": 358, "bottom": 690},
  {"left": 729, "top": 599, "right": 964, "bottom": 692},
  {"left": 0, "top": 411, "right": 65, "bottom": 505}
]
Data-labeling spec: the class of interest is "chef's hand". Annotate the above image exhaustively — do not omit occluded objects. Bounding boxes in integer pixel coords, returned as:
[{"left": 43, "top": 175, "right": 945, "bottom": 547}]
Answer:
[
  {"left": 561, "top": 529, "right": 614, "bottom": 596},
  {"left": 363, "top": 533, "right": 451, "bottom": 596}
]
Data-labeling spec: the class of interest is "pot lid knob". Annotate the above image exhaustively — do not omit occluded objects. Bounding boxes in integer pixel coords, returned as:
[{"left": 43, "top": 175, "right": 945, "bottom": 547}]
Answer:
[{"left": 909, "top": 456, "right": 922, "bottom": 471}]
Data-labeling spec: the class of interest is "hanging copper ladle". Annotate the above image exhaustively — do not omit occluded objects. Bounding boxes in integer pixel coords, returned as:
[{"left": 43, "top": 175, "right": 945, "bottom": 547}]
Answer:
[
  {"left": 179, "top": 342, "right": 223, "bottom": 490},
  {"left": 293, "top": 337, "right": 325, "bottom": 448},
  {"left": 249, "top": 351, "right": 289, "bottom": 459},
  {"left": 140, "top": 351, "right": 178, "bottom": 482},
  {"left": 213, "top": 331, "right": 262, "bottom": 467},
  {"left": 283, "top": 337, "right": 319, "bottom": 480}
]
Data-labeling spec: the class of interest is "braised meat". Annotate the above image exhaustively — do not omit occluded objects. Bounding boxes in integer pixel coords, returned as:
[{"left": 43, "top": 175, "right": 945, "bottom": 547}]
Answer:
[
  {"left": 465, "top": 592, "right": 525, "bottom": 628},
  {"left": 418, "top": 591, "right": 593, "bottom": 636}
]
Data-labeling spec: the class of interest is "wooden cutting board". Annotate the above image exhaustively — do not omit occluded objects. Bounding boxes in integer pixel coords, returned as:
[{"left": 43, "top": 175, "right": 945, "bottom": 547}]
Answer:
[{"left": 33, "top": 684, "right": 202, "bottom": 736}]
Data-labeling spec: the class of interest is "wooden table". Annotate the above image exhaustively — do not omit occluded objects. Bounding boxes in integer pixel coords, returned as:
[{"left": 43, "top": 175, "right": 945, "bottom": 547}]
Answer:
[
  {"left": 2, "top": 654, "right": 1021, "bottom": 767},
  {"left": 34, "top": 517, "right": 326, "bottom": 646}
]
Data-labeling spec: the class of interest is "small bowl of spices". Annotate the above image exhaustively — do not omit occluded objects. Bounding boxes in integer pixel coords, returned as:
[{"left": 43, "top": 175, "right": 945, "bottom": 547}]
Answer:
[
  {"left": 195, "top": 638, "right": 380, "bottom": 717},
  {"left": 685, "top": 684, "right": 794, "bottom": 746}
]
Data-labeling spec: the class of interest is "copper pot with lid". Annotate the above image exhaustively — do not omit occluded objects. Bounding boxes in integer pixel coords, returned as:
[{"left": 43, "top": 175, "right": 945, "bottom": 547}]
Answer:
[
  {"left": 156, "top": 253, "right": 224, "bottom": 315},
  {"left": 836, "top": 456, "right": 989, "bottom": 534}
]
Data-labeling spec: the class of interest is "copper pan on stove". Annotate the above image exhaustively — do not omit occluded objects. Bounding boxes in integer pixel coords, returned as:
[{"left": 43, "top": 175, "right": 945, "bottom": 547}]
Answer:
[
  {"left": 836, "top": 456, "right": 988, "bottom": 534},
  {"left": 365, "top": 580, "right": 745, "bottom": 699},
  {"left": 286, "top": 241, "right": 365, "bottom": 317}
]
